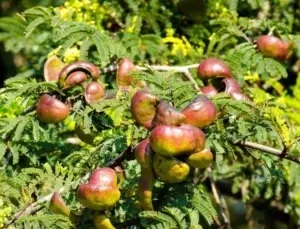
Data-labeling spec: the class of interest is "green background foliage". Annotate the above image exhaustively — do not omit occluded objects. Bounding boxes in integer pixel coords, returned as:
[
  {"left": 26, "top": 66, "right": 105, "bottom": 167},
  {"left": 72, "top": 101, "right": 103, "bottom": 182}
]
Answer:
[{"left": 0, "top": 0, "right": 300, "bottom": 228}]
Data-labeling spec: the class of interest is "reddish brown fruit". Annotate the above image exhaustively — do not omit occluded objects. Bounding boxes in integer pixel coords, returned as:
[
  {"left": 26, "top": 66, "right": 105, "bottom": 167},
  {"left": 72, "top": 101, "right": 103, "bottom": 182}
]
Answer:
[
  {"left": 257, "top": 35, "right": 294, "bottom": 60},
  {"left": 135, "top": 138, "right": 155, "bottom": 210},
  {"left": 222, "top": 78, "right": 248, "bottom": 101},
  {"left": 135, "top": 139, "right": 153, "bottom": 169},
  {"left": 150, "top": 124, "right": 205, "bottom": 157},
  {"left": 36, "top": 94, "right": 69, "bottom": 124},
  {"left": 197, "top": 58, "right": 232, "bottom": 79},
  {"left": 131, "top": 90, "right": 160, "bottom": 129},
  {"left": 59, "top": 61, "right": 100, "bottom": 87},
  {"left": 201, "top": 85, "right": 218, "bottom": 97},
  {"left": 84, "top": 82, "right": 106, "bottom": 104},
  {"left": 151, "top": 101, "right": 185, "bottom": 129},
  {"left": 186, "top": 149, "right": 214, "bottom": 169},
  {"left": 77, "top": 168, "right": 121, "bottom": 210},
  {"left": 182, "top": 95, "right": 217, "bottom": 128},
  {"left": 180, "top": 124, "right": 206, "bottom": 152},
  {"left": 65, "top": 71, "right": 87, "bottom": 87},
  {"left": 49, "top": 192, "right": 70, "bottom": 217},
  {"left": 44, "top": 56, "right": 65, "bottom": 82}
]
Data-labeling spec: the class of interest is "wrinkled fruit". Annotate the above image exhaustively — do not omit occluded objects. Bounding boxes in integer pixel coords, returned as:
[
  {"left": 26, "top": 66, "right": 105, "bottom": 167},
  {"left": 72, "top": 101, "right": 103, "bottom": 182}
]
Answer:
[
  {"left": 153, "top": 154, "right": 190, "bottom": 183},
  {"left": 186, "top": 149, "right": 214, "bottom": 169},
  {"left": 59, "top": 61, "right": 100, "bottom": 87},
  {"left": 151, "top": 101, "right": 185, "bottom": 129},
  {"left": 84, "top": 82, "right": 106, "bottom": 104},
  {"left": 182, "top": 95, "right": 217, "bottom": 128},
  {"left": 197, "top": 58, "right": 232, "bottom": 79},
  {"left": 94, "top": 213, "right": 116, "bottom": 229},
  {"left": 44, "top": 56, "right": 65, "bottom": 82},
  {"left": 257, "top": 35, "right": 294, "bottom": 60},
  {"left": 77, "top": 168, "right": 121, "bottom": 210},
  {"left": 150, "top": 124, "right": 205, "bottom": 157},
  {"left": 36, "top": 94, "right": 69, "bottom": 124},
  {"left": 131, "top": 90, "right": 160, "bottom": 129},
  {"left": 49, "top": 192, "right": 70, "bottom": 217}
]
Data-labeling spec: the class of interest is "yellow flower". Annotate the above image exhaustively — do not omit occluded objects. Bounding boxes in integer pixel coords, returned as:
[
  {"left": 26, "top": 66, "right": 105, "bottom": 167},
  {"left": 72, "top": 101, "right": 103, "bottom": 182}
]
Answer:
[
  {"left": 127, "top": 16, "right": 138, "bottom": 33},
  {"left": 63, "top": 46, "right": 81, "bottom": 63},
  {"left": 47, "top": 46, "right": 62, "bottom": 58},
  {"left": 244, "top": 71, "right": 259, "bottom": 83},
  {"left": 162, "top": 31, "right": 192, "bottom": 56}
]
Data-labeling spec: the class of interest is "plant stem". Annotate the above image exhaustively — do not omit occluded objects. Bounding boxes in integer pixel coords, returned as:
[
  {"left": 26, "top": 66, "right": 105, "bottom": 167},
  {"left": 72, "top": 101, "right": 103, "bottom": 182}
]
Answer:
[{"left": 237, "top": 140, "right": 300, "bottom": 163}]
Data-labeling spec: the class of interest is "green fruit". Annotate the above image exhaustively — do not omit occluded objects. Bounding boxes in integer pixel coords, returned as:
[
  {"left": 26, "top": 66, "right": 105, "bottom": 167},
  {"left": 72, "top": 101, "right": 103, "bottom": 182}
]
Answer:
[
  {"left": 49, "top": 192, "right": 70, "bottom": 217},
  {"left": 94, "top": 213, "right": 116, "bottom": 229},
  {"left": 77, "top": 168, "right": 121, "bottom": 210},
  {"left": 186, "top": 149, "right": 214, "bottom": 169},
  {"left": 150, "top": 124, "right": 205, "bottom": 157},
  {"left": 151, "top": 101, "right": 186, "bottom": 129},
  {"left": 36, "top": 94, "right": 70, "bottom": 124},
  {"left": 131, "top": 90, "right": 160, "bottom": 129},
  {"left": 153, "top": 154, "right": 190, "bottom": 183},
  {"left": 75, "top": 125, "right": 95, "bottom": 145}
]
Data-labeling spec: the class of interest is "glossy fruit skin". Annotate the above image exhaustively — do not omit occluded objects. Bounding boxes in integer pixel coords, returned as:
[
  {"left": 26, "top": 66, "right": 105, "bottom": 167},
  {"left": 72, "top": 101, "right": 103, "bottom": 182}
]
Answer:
[
  {"left": 94, "top": 213, "right": 116, "bottom": 229},
  {"left": 36, "top": 94, "right": 70, "bottom": 124},
  {"left": 77, "top": 168, "right": 121, "bottom": 210},
  {"left": 201, "top": 85, "right": 218, "bottom": 97},
  {"left": 182, "top": 95, "right": 217, "bottom": 128},
  {"left": 44, "top": 56, "right": 65, "bottom": 82},
  {"left": 153, "top": 154, "right": 190, "bottom": 183},
  {"left": 49, "top": 192, "right": 70, "bottom": 217},
  {"left": 197, "top": 58, "right": 232, "bottom": 79},
  {"left": 151, "top": 101, "right": 186, "bottom": 129},
  {"left": 186, "top": 149, "right": 214, "bottom": 169},
  {"left": 150, "top": 124, "right": 205, "bottom": 157},
  {"left": 135, "top": 139, "right": 155, "bottom": 210},
  {"left": 257, "top": 35, "right": 294, "bottom": 60},
  {"left": 84, "top": 82, "right": 106, "bottom": 104},
  {"left": 222, "top": 78, "right": 249, "bottom": 101},
  {"left": 65, "top": 71, "right": 87, "bottom": 87},
  {"left": 59, "top": 61, "right": 100, "bottom": 87},
  {"left": 180, "top": 124, "right": 205, "bottom": 152},
  {"left": 131, "top": 90, "right": 160, "bottom": 129}
]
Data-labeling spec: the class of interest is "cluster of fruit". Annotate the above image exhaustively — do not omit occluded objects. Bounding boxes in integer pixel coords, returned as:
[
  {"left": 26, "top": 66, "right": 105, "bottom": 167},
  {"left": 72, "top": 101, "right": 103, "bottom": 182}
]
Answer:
[
  {"left": 0, "top": 203, "right": 12, "bottom": 228},
  {"left": 131, "top": 89, "right": 217, "bottom": 210}
]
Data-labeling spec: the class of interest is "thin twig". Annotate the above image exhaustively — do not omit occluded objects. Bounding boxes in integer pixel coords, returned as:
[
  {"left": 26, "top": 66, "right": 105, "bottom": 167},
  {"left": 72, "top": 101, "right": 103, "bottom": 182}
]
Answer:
[
  {"left": 136, "top": 64, "right": 199, "bottom": 72},
  {"left": 237, "top": 140, "right": 300, "bottom": 164},
  {"left": 183, "top": 70, "right": 201, "bottom": 91},
  {"left": 208, "top": 168, "right": 231, "bottom": 228}
]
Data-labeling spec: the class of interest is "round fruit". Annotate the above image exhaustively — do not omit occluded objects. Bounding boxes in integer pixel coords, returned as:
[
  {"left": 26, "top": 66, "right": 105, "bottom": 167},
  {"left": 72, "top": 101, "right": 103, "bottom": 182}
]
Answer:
[
  {"left": 182, "top": 95, "right": 217, "bottom": 128},
  {"left": 84, "top": 82, "right": 106, "bottom": 104},
  {"left": 257, "top": 35, "right": 294, "bottom": 60},
  {"left": 150, "top": 124, "right": 205, "bottom": 157},
  {"left": 153, "top": 154, "right": 190, "bottom": 183},
  {"left": 36, "top": 94, "right": 69, "bottom": 124},
  {"left": 197, "top": 58, "right": 232, "bottom": 79},
  {"left": 77, "top": 168, "right": 121, "bottom": 211}
]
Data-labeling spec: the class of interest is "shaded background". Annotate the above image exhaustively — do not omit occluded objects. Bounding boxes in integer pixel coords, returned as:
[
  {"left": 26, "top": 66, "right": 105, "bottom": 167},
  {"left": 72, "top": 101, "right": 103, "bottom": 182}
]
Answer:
[{"left": 0, "top": 0, "right": 64, "bottom": 87}]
